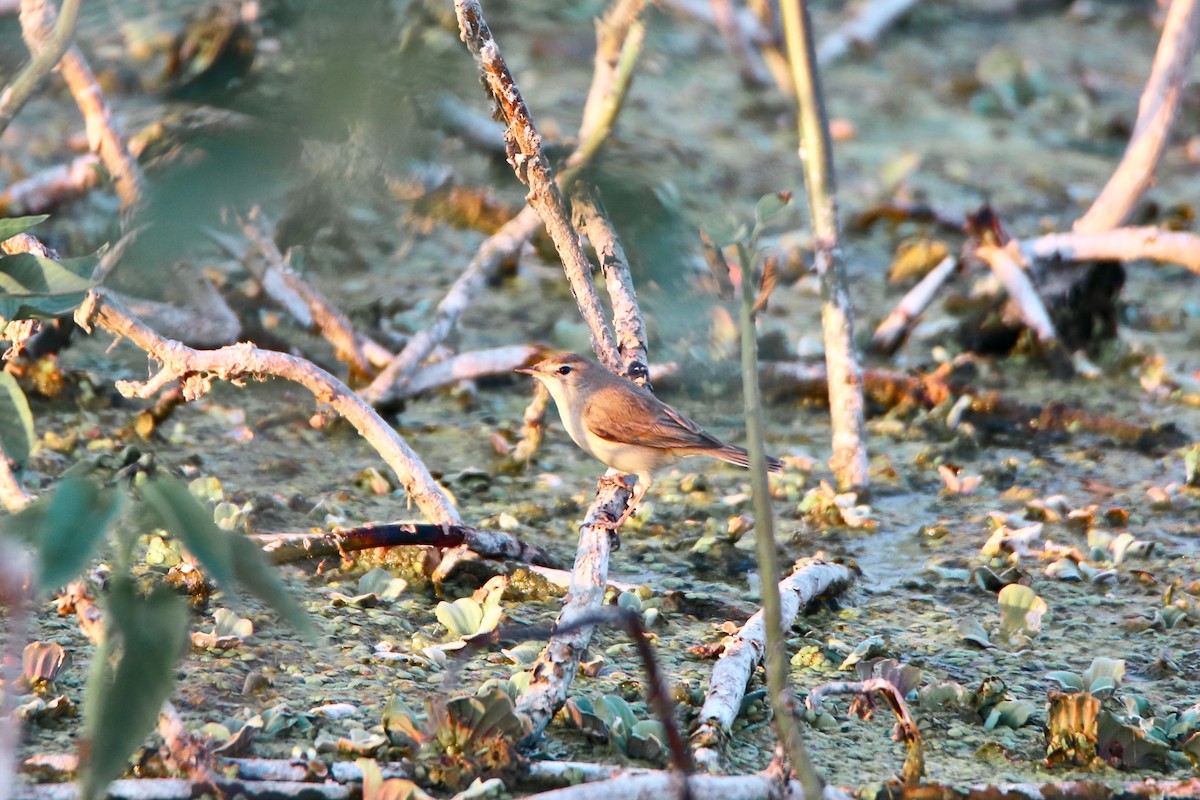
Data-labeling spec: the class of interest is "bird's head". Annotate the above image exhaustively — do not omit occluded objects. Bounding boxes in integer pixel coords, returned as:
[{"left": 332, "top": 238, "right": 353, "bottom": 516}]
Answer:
[{"left": 515, "top": 353, "right": 596, "bottom": 406}]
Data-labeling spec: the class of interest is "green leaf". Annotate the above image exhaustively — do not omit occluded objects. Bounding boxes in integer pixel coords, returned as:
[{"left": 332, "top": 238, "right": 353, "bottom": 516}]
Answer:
[
  {"left": 35, "top": 478, "right": 121, "bottom": 592},
  {"left": 139, "top": 477, "right": 237, "bottom": 595},
  {"left": 700, "top": 213, "right": 747, "bottom": 249},
  {"left": 437, "top": 597, "right": 484, "bottom": 638},
  {"left": 0, "top": 371, "right": 35, "bottom": 465},
  {"left": 0, "top": 215, "right": 49, "bottom": 242},
  {"left": 0, "top": 252, "right": 95, "bottom": 320},
  {"left": 754, "top": 192, "right": 792, "bottom": 227},
  {"left": 80, "top": 579, "right": 188, "bottom": 800},
  {"left": 229, "top": 534, "right": 315, "bottom": 637}
]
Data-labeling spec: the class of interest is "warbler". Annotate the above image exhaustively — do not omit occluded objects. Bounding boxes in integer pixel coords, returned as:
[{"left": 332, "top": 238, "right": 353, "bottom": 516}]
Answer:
[{"left": 516, "top": 353, "right": 783, "bottom": 525}]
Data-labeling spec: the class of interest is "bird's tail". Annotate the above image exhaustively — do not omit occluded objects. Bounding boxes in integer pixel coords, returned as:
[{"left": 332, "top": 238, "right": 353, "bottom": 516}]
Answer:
[{"left": 710, "top": 444, "right": 785, "bottom": 474}]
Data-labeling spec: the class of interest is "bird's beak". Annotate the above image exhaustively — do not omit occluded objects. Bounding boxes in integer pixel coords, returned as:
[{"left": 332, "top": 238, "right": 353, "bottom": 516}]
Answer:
[{"left": 514, "top": 365, "right": 538, "bottom": 376}]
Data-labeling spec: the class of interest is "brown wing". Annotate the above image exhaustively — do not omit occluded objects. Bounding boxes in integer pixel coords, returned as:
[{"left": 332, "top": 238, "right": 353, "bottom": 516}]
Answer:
[{"left": 583, "top": 382, "right": 724, "bottom": 451}]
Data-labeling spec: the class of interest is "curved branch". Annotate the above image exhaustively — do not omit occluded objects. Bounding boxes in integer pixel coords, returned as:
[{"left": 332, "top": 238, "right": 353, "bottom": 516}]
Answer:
[{"left": 73, "top": 290, "right": 459, "bottom": 525}]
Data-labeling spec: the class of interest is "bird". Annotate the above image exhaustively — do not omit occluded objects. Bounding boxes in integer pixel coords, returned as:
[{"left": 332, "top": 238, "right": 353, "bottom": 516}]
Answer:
[{"left": 516, "top": 353, "right": 783, "bottom": 528}]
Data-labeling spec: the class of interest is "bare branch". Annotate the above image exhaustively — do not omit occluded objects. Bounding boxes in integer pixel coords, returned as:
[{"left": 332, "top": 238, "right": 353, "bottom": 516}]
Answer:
[
  {"left": 974, "top": 244, "right": 1058, "bottom": 344},
  {"left": 1024, "top": 226, "right": 1200, "bottom": 275},
  {"left": 1073, "top": 0, "right": 1200, "bottom": 233},
  {"left": 815, "top": 0, "right": 922, "bottom": 65},
  {"left": 17, "top": 0, "right": 145, "bottom": 211},
  {"left": 870, "top": 255, "right": 958, "bottom": 354},
  {"left": 73, "top": 289, "right": 460, "bottom": 524},
  {"left": 453, "top": 0, "right": 620, "bottom": 370},
  {"left": 0, "top": 0, "right": 78, "bottom": 136}
]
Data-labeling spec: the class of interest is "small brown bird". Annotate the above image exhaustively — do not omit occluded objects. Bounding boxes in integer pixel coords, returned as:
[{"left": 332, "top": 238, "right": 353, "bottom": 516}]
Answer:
[{"left": 516, "top": 353, "right": 783, "bottom": 524}]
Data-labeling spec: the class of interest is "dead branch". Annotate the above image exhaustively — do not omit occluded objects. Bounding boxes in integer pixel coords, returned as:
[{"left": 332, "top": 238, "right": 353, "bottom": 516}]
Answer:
[
  {"left": 781, "top": 0, "right": 869, "bottom": 492},
  {"left": 400, "top": 344, "right": 544, "bottom": 400},
  {"left": 18, "top": 0, "right": 145, "bottom": 212},
  {"left": 73, "top": 289, "right": 460, "bottom": 524},
  {"left": 110, "top": 272, "right": 241, "bottom": 349},
  {"left": 0, "top": 153, "right": 100, "bottom": 215},
  {"left": 759, "top": 361, "right": 1186, "bottom": 451},
  {"left": 974, "top": 244, "right": 1058, "bottom": 344},
  {"left": 251, "top": 522, "right": 562, "bottom": 569},
  {"left": 571, "top": 188, "right": 651, "bottom": 383},
  {"left": 1024, "top": 226, "right": 1200, "bottom": 275},
  {"left": 0, "top": 0, "right": 77, "bottom": 136},
  {"left": 453, "top": 0, "right": 620, "bottom": 370},
  {"left": 691, "top": 559, "right": 857, "bottom": 770},
  {"left": 510, "top": 379, "right": 552, "bottom": 466},
  {"left": 805, "top": 678, "right": 924, "bottom": 785},
  {"left": 815, "top": 0, "right": 923, "bottom": 66},
  {"left": 1073, "top": 0, "right": 1200, "bottom": 233},
  {"left": 237, "top": 213, "right": 379, "bottom": 376},
  {"left": 870, "top": 255, "right": 958, "bottom": 355},
  {"left": 515, "top": 480, "right": 631, "bottom": 743},
  {"left": 577, "top": 0, "right": 646, "bottom": 150},
  {"left": 359, "top": 210, "right": 543, "bottom": 406}
]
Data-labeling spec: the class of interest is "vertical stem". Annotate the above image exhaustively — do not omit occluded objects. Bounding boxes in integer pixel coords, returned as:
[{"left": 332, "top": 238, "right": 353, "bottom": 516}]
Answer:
[
  {"left": 739, "top": 252, "right": 824, "bottom": 800},
  {"left": 779, "top": 0, "right": 869, "bottom": 492}
]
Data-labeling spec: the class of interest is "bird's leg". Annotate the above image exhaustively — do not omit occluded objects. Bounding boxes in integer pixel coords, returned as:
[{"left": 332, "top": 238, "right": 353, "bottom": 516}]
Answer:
[{"left": 592, "top": 471, "right": 649, "bottom": 549}]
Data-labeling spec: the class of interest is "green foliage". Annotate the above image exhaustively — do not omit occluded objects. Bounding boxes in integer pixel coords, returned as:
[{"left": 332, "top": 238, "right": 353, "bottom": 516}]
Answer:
[
  {"left": 0, "top": 214, "right": 49, "bottom": 241},
  {"left": 435, "top": 581, "right": 504, "bottom": 641},
  {"left": 562, "top": 694, "right": 667, "bottom": 763},
  {"left": 0, "top": 371, "right": 35, "bottom": 466},
  {"left": 79, "top": 579, "right": 188, "bottom": 800},
  {"left": 0, "top": 253, "right": 96, "bottom": 320}
]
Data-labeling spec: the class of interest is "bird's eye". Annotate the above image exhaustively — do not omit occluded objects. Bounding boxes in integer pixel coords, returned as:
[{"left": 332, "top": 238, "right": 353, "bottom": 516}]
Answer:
[{"left": 556, "top": 365, "right": 572, "bottom": 375}]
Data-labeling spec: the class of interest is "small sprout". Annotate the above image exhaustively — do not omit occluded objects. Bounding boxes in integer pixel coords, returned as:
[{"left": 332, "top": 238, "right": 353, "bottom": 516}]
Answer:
[
  {"left": 997, "top": 584, "right": 1048, "bottom": 642},
  {"left": 625, "top": 720, "right": 667, "bottom": 762},
  {"left": 499, "top": 642, "right": 541, "bottom": 666},
  {"left": 939, "top": 464, "right": 981, "bottom": 495},
  {"left": 1045, "top": 657, "right": 1125, "bottom": 698},
  {"left": 980, "top": 523, "right": 1042, "bottom": 559},
  {"left": 616, "top": 591, "right": 643, "bottom": 613},
  {"left": 1043, "top": 558, "right": 1081, "bottom": 582}
]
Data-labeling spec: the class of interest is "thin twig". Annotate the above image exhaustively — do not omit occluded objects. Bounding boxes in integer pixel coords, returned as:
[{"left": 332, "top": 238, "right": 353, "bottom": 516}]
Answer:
[
  {"left": 780, "top": 0, "right": 869, "bottom": 492},
  {"left": 364, "top": 0, "right": 646, "bottom": 406},
  {"left": 571, "top": 188, "right": 651, "bottom": 383},
  {"left": 0, "top": 0, "right": 78, "bottom": 136},
  {"left": 1073, "top": 0, "right": 1200, "bottom": 233},
  {"left": 360, "top": 210, "right": 542, "bottom": 405},
  {"left": 238, "top": 213, "right": 378, "bottom": 377},
  {"left": 0, "top": 542, "right": 32, "bottom": 800},
  {"left": 974, "top": 243, "right": 1058, "bottom": 343},
  {"left": 815, "top": 0, "right": 922, "bottom": 66},
  {"left": 18, "top": 0, "right": 145, "bottom": 211},
  {"left": 453, "top": 0, "right": 620, "bottom": 371},
  {"left": 870, "top": 255, "right": 958, "bottom": 354},
  {"left": 400, "top": 344, "right": 543, "bottom": 400},
  {"left": 73, "top": 289, "right": 460, "bottom": 524}
]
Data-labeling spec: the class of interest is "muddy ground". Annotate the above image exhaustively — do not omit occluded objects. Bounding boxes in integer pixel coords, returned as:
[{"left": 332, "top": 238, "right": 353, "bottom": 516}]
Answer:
[{"left": 3, "top": 0, "right": 1199, "bottom": 793}]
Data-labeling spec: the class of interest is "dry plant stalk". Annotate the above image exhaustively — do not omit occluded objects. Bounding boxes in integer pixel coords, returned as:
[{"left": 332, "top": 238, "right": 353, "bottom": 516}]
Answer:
[
  {"left": 779, "top": 0, "right": 869, "bottom": 491},
  {"left": 18, "top": 0, "right": 145, "bottom": 212},
  {"left": 1073, "top": 0, "right": 1200, "bottom": 234},
  {"left": 73, "top": 289, "right": 459, "bottom": 524}
]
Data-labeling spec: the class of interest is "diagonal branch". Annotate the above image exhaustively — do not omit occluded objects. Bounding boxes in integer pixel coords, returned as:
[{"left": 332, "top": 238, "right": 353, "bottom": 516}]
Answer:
[
  {"left": 73, "top": 289, "right": 459, "bottom": 524},
  {"left": 1073, "top": 0, "right": 1200, "bottom": 233},
  {"left": 0, "top": 0, "right": 78, "bottom": 136}
]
